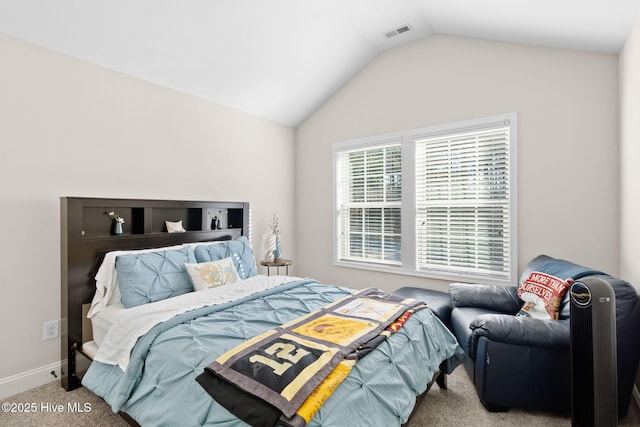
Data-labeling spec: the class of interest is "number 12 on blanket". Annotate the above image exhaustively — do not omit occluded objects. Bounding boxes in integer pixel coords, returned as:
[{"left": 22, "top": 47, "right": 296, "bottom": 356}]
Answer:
[
  {"left": 231, "top": 334, "right": 335, "bottom": 397},
  {"left": 249, "top": 342, "right": 311, "bottom": 376}
]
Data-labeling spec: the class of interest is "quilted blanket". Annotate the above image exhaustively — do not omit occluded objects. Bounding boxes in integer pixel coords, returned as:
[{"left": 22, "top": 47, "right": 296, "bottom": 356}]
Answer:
[
  {"left": 82, "top": 279, "right": 464, "bottom": 427},
  {"left": 197, "top": 289, "right": 426, "bottom": 427}
]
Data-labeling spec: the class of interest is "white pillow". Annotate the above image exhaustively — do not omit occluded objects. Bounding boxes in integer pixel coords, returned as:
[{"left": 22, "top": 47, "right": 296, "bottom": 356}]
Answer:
[
  {"left": 165, "top": 220, "right": 186, "bottom": 233},
  {"left": 184, "top": 257, "right": 240, "bottom": 291},
  {"left": 88, "top": 244, "right": 184, "bottom": 318}
]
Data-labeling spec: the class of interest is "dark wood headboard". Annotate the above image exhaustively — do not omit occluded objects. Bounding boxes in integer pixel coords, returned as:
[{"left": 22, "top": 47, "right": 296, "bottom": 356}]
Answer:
[{"left": 60, "top": 197, "right": 250, "bottom": 391}]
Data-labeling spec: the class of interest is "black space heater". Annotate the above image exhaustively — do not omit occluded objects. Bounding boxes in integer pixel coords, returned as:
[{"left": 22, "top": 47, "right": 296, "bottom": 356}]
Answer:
[{"left": 570, "top": 276, "right": 617, "bottom": 426}]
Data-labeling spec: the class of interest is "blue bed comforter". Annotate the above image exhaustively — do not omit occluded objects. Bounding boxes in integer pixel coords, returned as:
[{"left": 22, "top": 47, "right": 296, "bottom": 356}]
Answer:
[{"left": 83, "top": 280, "right": 463, "bottom": 427}]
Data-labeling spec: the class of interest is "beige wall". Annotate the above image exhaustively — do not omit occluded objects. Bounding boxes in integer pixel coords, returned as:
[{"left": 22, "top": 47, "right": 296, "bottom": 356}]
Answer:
[
  {"left": 296, "top": 34, "right": 619, "bottom": 293},
  {"left": 0, "top": 33, "right": 295, "bottom": 389},
  {"left": 619, "top": 5, "right": 640, "bottom": 399},
  {"left": 620, "top": 8, "right": 640, "bottom": 293}
]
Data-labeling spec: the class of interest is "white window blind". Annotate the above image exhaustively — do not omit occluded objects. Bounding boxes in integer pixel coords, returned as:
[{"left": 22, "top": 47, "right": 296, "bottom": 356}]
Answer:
[
  {"left": 333, "top": 113, "right": 516, "bottom": 284},
  {"left": 415, "top": 125, "right": 512, "bottom": 280},
  {"left": 336, "top": 144, "right": 402, "bottom": 265}
]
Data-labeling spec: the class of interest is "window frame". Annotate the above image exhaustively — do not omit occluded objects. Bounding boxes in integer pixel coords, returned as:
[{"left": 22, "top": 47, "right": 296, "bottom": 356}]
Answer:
[
  {"left": 333, "top": 113, "right": 518, "bottom": 285},
  {"left": 334, "top": 136, "right": 403, "bottom": 267}
]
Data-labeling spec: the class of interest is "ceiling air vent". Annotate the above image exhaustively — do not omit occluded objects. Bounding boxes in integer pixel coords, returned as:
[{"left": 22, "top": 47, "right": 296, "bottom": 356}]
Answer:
[{"left": 384, "top": 24, "right": 412, "bottom": 39}]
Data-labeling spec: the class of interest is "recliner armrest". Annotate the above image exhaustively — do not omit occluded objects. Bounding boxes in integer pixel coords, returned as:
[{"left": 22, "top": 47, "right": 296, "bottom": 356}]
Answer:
[
  {"left": 468, "top": 313, "right": 569, "bottom": 358},
  {"left": 450, "top": 283, "right": 521, "bottom": 314}
]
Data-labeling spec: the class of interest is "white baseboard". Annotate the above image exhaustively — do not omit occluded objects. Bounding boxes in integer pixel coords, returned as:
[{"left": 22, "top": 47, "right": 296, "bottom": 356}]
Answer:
[{"left": 0, "top": 361, "right": 61, "bottom": 400}]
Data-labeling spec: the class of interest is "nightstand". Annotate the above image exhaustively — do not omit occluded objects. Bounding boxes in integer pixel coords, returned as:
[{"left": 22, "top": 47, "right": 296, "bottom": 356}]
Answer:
[{"left": 260, "top": 259, "right": 292, "bottom": 276}]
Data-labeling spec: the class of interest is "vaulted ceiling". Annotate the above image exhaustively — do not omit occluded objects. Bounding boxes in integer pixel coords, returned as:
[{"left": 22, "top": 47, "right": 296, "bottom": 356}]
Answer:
[{"left": 1, "top": 0, "right": 638, "bottom": 126}]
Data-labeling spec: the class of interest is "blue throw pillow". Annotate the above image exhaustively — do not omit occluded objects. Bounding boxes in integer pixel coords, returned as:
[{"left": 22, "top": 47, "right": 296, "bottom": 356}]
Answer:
[
  {"left": 194, "top": 236, "right": 257, "bottom": 279},
  {"left": 116, "top": 246, "right": 196, "bottom": 308}
]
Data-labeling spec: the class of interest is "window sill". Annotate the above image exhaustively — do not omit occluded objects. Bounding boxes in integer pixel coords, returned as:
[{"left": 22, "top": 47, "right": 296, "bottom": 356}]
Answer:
[{"left": 333, "top": 260, "right": 515, "bottom": 286}]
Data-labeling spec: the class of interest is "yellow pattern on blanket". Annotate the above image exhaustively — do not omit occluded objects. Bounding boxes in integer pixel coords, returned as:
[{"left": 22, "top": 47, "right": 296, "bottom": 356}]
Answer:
[
  {"left": 292, "top": 313, "right": 377, "bottom": 346},
  {"left": 295, "top": 359, "right": 355, "bottom": 424}
]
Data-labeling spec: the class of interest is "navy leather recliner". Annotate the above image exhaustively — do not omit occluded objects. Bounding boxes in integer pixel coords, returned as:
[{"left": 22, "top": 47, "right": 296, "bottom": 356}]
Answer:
[{"left": 449, "top": 255, "right": 640, "bottom": 417}]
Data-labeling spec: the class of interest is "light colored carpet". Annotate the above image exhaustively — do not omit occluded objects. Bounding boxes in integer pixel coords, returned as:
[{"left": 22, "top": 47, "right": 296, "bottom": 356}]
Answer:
[
  {"left": 1, "top": 367, "right": 638, "bottom": 426},
  {"left": 409, "top": 368, "right": 639, "bottom": 427},
  {"left": 0, "top": 379, "right": 128, "bottom": 427}
]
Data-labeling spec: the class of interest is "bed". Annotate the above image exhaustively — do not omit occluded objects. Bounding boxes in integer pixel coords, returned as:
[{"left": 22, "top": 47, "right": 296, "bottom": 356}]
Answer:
[{"left": 60, "top": 197, "right": 464, "bottom": 427}]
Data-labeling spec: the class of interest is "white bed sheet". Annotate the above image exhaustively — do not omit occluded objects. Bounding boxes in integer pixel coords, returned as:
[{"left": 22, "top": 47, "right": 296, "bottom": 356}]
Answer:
[
  {"left": 82, "top": 340, "right": 99, "bottom": 360},
  {"left": 92, "top": 275, "right": 303, "bottom": 371},
  {"left": 90, "top": 302, "right": 125, "bottom": 347}
]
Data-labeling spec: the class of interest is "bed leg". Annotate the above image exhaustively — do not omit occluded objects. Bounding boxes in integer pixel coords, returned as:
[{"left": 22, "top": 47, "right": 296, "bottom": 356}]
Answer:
[
  {"left": 119, "top": 411, "right": 141, "bottom": 426},
  {"left": 61, "top": 344, "right": 81, "bottom": 391},
  {"left": 435, "top": 371, "right": 447, "bottom": 389}
]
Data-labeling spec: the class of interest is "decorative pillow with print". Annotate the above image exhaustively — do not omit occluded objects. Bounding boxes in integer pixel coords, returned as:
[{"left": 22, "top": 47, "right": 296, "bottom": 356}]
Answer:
[
  {"left": 516, "top": 271, "right": 573, "bottom": 320},
  {"left": 185, "top": 257, "right": 240, "bottom": 291},
  {"left": 165, "top": 220, "right": 186, "bottom": 233}
]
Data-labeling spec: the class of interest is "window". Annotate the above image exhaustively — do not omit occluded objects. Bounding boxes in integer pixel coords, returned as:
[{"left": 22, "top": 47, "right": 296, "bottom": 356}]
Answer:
[
  {"left": 334, "top": 113, "right": 517, "bottom": 284},
  {"left": 414, "top": 125, "right": 512, "bottom": 279},
  {"left": 335, "top": 143, "right": 402, "bottom": 265}
]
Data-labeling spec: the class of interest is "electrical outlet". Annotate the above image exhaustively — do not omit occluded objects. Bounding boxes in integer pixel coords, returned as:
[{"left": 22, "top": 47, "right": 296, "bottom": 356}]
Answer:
[{"left": 43, "top": 320, "right": 59, "bottom": 341}]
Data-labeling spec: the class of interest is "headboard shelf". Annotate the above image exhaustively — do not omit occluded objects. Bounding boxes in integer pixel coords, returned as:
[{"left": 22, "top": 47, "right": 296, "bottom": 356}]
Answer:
[
  {"left": 77, "top": 199, "right": 247, "bottom": 239},
  {"left": 60, "top": 197, "right": 250, "bottom": 391},
  {"left": 79, "top": 228, "right": 242, "bottom": 241}
]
